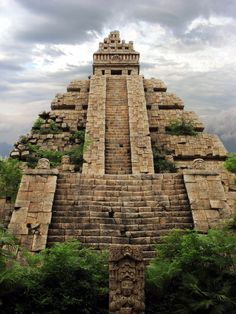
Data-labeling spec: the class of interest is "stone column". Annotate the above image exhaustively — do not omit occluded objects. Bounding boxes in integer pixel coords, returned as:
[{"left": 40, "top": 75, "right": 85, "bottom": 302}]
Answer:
[
  {"left": 82, "top": 75, "right": 106, "bottom": 175},
  {"left": 109, "top": 245, "right": 145, "bottom": 314},
  {"left": 127, "top": 75, "right": 154, "bottom": 174},
  {"left": 8, "top": 158, "right": 58, "bottom": 251}
]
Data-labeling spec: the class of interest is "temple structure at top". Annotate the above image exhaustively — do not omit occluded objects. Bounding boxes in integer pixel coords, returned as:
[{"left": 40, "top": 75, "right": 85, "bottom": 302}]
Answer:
[
  {"left": 1, "top": 31, "right": 234, "bottom": 263},
  {"left": 93, "top": 30, "right": 140, "bottom": 75}
]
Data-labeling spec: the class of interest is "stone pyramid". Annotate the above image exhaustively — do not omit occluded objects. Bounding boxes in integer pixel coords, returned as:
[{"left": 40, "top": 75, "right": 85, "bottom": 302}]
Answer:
[{"left": 6, "top": 31, "right": 236, "bottom": 262}]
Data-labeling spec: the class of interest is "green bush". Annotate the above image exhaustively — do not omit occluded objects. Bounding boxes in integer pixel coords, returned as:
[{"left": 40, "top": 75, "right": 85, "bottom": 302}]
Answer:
[
  {"left": 0, "top": 240, "right": 109, "bottom": 314},
  {"left": 153, "top": 148, "right": 177, "bottom": 173},
  {"left": 66, "top": 146, "right": 84, "bottom": 171},
  {"left": 146, "top": 229, "right": 236, "bottom": 314},
  {"left": 32, "top": 117, "right": 44, "bottom": 131},
  {"left": 32, "top": 117, "right": 62, "bottom": 134},
  {"left": 19, "top": 136, "right": 28, "bottom": 144},
  {"left": 25, "top": 142, "right": 85, "bottom": 170},
  {"left": 25, "top": 144, "right": 63, "bottom": 168},
  {"left": 224, "top": 154, "right": 236, "bottom": 174},
  {"left": 166, "top": 119, "right": 197, "bottom": 136},
  {"left": 70, "top": 130, "right": 85, "bottom": 144},
  {"left": 0, "top": 158, "right": 22, "bottom": 202}
]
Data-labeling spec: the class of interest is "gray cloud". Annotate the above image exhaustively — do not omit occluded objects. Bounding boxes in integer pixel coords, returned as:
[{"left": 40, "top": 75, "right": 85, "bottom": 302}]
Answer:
[
  {"left": 122, "top": 0, "right": 236, "bottom": 35},
  {"left": 0, "top": 0, "right": 235, "bottom": 154},
  {"left": 12, "top": 0, "right": 236, "bottom": 45},
  {"left": 0, "top": 60, "right": 24, "bottom": 72},
  {"left": 14, "top": 0, "right": 111, "bottom": 44},
  {"left": 205, "top": 107, "right": 236, "bottom": 152}
]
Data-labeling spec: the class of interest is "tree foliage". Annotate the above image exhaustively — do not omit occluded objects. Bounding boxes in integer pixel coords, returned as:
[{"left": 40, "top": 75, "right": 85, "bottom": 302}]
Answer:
[
  {"left": 0, "top": 235, "right": 109, "bottom": 314},
  {"left": 224, "top": 154, "right": 236, "bottom": 174},
  {"left": 0, "top": 158, "right": 22, "bottom": 202},
  {"left": 146, "top": 229, "right": 236, "bottom": 314}
]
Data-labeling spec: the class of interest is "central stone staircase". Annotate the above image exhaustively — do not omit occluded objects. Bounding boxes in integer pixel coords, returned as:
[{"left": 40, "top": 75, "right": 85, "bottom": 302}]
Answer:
[
  {"left": 47, "top": 173, "right": 193, "bottom": 262},
  {"left": 105, "top": 77, "right": 132, "bottom": 174}
]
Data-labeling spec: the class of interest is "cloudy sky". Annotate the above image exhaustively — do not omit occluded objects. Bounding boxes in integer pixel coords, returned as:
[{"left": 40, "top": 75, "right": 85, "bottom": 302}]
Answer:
[{"left": 0, "top": 0, "right": 235, "bottom": 154}]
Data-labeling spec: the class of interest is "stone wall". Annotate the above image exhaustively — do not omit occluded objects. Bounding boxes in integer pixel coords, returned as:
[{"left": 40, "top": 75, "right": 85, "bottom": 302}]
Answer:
[
  {"left": 127, "top": 75, "right": 154, "bottom": 174},
  {"left": 8, "top": 159, "right": 58, "bottom": 251},
  {"left": 82, "top": 75, "right": 106, "bottom": 175},
  {"left": 145, "top": 91, "right": 184, "bottom": 109},
  {"left": 152, "top": 133, "right": 227, "bottom": 160},
  {"left": 148, "top": 108, "right": 204, "bottom": 133},
  {"left": 52, "top": 80, "right": 89, "bottom": 110}
]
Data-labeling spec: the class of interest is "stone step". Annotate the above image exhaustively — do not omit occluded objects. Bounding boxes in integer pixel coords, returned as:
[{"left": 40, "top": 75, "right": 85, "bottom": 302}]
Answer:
[
  {"left": 56, "top": 173, "right": 185, "bottom": 181},
  {"left": 105, "top": 76, "right": 131, "bottom": 174},
  {"left": 47, "top": 172, "right": 193, "bottom": 263}
]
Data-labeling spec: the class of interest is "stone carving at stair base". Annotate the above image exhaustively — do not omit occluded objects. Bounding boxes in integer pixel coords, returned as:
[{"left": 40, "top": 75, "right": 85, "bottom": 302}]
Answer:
[{"left": 109, "top": 245, "right": 145, "bottom": 314}]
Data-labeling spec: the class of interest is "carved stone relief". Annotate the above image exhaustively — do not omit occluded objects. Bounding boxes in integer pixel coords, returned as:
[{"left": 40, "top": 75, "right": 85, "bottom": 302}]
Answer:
[
  {"left": 37, "top": 158, "right": 50, "bottom": 169},
  {"left": 192, "top": 158, "right": 205, "bottom": 170},
  {"left": 109, "top": 245, "right": 145, "bottom": 314}
]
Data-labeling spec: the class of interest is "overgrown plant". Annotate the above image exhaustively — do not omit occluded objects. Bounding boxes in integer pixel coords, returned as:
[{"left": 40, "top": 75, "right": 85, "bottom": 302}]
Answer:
[
  {"left": 0, "top": 158, "right": 22, "bottom": 202},
  {"left": 146, "top": 229, "right": 236, "bottom": 314},
  {"left": 166, "top": 119, "right": 197, "bottom": 136},
  {"left": 152, "top": 148, "right": 177, "bottom": 173}
]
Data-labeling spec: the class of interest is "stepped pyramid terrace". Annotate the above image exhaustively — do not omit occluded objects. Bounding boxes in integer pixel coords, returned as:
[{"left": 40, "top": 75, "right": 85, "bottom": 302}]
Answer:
[{"left": 1, "top": 30, "right": 236, "bottom": 263}]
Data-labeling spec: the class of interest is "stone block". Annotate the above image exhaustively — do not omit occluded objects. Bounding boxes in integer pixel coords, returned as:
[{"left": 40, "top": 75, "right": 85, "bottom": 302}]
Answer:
[
  {"left": 37, "top": 212, "right": 52, "bottom": 224},
  {"left": 29, "top": 202, "right": 43, "bottom": 213},
  {"left": 10, "top": 207, "right": 28, "bottom": 223},
  {"left": 8, "top": 223, "right": 28, "bottom": 235},
  {"left": 205, "top": 209, "right": 220, "bottom": 220},
  {"left": 210, "top": 200, "right": 225, "bottom": 209}
]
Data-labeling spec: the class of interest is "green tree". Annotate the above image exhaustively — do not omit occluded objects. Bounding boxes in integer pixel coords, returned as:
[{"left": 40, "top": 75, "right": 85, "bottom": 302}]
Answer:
[
  {"left": 146, "top": 229, "right": 236, "bottom": 314},
  {"left": 0, "top": 158, "right": 22, "bottom": 202},
  {"left": 0, "top": 240, "right": 109, "bottom": 314}
]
